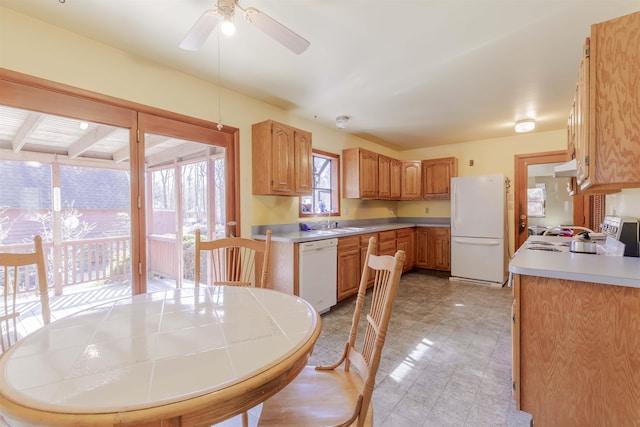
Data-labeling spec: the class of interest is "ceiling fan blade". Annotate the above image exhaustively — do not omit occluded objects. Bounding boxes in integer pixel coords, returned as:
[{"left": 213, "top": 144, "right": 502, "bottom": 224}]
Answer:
[
  {"left": 180, "top": 10, "right": 219, "bottom": 51},
  {"left": 243, "top": 7, "right": 310, "bottom": 54}
]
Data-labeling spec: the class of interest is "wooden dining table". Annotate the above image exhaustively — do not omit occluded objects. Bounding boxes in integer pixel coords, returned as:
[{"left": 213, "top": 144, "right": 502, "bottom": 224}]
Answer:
[{"left": 0, "top": 286, "right": 321, "bottom": 426}]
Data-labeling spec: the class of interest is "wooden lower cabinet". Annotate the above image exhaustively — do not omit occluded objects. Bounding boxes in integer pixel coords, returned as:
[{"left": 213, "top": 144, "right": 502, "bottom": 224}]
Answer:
[
  {"left": 512, "top": 274, "right": 640, "bottom": 426},
  {"left": 430, "top": 227, "right": 450, "bottom": 271},
  {"left": 396, "top": 228, "right": 413, "bottom": 272},
  {"left": 415, "top": 227, "right": 450, "bottom": 271},
  {"left": 337, "top": 236, "right": 360, "bottom": 301},
  {"left": 378, "top": 230, "right": 396, "bottom": 256},
  {"left": 359, "top": 233, "right": 377, "bottom": 289}
]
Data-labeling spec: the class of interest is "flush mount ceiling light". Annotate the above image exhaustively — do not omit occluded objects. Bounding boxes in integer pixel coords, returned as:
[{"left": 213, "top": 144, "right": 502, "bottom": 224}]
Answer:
[
  {"left": 336, "top": 115, "right": 350, "bottom": 129},
  {"left": 515, "top": 119, "right": 536, "bottom": 133}
]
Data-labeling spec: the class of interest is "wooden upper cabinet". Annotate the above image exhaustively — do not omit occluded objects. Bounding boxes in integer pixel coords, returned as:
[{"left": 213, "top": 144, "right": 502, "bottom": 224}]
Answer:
[
  {"left": 293, "top": 128, "right": 313, "bottom": 194},
  {"left": 566, "top": 95, "right": 579, "bottom": 196},
  {"left": 575, "top": 11, "right": 640, "bottom": 192},
  {"left": 400, "top": 161, "right": 421, "bottom": 200},
  {"left": 343, "top": 148, "right": 379, "bottom": 199},
  {"left": 252, "top": 120, "right": 312, "bottom": 196},
  {"left": 378, "top": 155, "right": 391, "bottom": 199},
  {"left": 389, "top": 158, "right": 402, "bottom": 200},
  {"left": 421, "top": 157, "right": 458, "bottom": 199}
]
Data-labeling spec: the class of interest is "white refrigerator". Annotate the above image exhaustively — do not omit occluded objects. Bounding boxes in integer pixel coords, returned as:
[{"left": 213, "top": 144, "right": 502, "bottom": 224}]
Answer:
[{"left": 450, "top": 174, "right": 508, "bottom": 285}]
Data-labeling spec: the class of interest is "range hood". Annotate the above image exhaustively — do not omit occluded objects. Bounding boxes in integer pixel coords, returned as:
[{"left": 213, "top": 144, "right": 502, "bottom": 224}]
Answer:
[{"left": 553, "top": 159, "right": 578, "bottom": 177}]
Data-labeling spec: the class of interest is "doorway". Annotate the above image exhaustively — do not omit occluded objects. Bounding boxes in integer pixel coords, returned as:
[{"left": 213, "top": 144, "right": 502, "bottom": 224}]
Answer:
[
  {"left": 514, "top": 151, "right": 605, "bottom": 249},
  {"left": 138, "top": 112, "right": 236, "bottom": 292},
  {"left": 0, "top": 71, "right": 239, "bottom": 309},
  {"left": 515, "top": 151, "right": 573, "bottom": 249}
]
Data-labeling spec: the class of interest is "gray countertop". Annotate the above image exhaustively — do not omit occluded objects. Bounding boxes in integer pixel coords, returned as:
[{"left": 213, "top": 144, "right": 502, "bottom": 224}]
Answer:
[
  {"left": 509, "top": 236, "right": 640, "bottom": 288},
  {"left": 253, "top": 222, "right": 449, "bottom": 243}
]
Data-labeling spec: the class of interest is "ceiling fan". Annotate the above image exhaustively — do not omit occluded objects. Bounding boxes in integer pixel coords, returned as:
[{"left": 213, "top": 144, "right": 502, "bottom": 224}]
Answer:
[{"left": 180, "top": 0, "right": 310, "bottom": 54}]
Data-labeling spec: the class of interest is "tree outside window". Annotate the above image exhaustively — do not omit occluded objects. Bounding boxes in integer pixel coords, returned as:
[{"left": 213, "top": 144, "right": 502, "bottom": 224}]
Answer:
[{"left": 300, "top": 150, "right": 340, "bottom": 217}]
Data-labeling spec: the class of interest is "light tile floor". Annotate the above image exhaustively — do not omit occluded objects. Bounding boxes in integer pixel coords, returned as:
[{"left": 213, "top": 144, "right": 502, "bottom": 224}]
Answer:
[{"left": 222, "top": 270, "right": 533, "bottom": 427}]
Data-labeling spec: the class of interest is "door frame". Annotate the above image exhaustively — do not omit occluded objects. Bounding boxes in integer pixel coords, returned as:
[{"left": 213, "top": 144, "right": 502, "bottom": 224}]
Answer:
[
  {"left": 0, "top": 69, "right": 240, "bottom": 294},
  {"left": 514, "top": 150, "right": 568, "bottom": 249}
]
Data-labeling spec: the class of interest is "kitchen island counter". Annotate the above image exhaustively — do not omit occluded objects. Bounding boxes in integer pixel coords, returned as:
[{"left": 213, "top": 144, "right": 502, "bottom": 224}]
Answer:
[
  {"left": 509, "top": 236, "right": 640, "bottom": 288},
  {"left": 510, "top": 236, "right": 640, "bottom": 426}
]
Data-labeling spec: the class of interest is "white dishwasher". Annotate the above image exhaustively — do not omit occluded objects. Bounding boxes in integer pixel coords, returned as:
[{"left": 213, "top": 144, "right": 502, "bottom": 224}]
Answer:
[{"left": 299, "top": 238, "right": 338, "bottom": 314}]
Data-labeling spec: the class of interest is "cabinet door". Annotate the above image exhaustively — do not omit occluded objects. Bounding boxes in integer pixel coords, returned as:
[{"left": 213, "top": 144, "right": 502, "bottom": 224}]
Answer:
[
  {"left": 359, "top": 150, "right": 379, "bottom": 198},
  {"left": 401, "top": 161, "right": 421, "bottom": 200},
  {"left": 293, "top": 129, "right": 313, "bottom": 195},
  {"left": 512, "top": 275, "right": 521, "bottom": 407},
  {"left": 430, "top": 227, "right": 451, "bottom": 271},
  {"left": 390, "top": 158, "right": 402, "bottom": 200},
  {"left": 575, "top": 38, "right": 590, "bottom": 187},
  {"left": 337, "top": 236, "right": 361, "bottom": 301},
  {"left": 360, "top": 233, "right": 377, "bottom": 288},
  {"left": 422, "top": 157, "right": 458, "bottom": 199},
  {"left": 396, "top": 228, "right": 412, "bottom": 272},
  {"left": 577, "top": 12, "right": 640, "bottom": 191},
  {"left": 415, "top": 228, "right": 429, "bottom": 268},
  {"left": 270, "top": 122, "right": 294, "bottom": 194},
  {"left": 378, "top": 155, "right": 391, "bottom": 199}
]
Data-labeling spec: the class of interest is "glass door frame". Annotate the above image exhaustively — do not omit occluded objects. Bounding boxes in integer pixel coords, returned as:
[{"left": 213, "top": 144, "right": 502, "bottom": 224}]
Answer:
[{"left": 0, "top": 69, "right": 240, "bottom": 295}]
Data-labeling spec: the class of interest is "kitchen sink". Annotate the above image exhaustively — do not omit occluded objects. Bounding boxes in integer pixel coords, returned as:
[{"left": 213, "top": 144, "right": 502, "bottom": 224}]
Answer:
[
  {"left": 338, "top": 227, "right": 367, "bottom": 232},
  {"left": 309, "top": 229, "right": 342, "bottom": 235}
]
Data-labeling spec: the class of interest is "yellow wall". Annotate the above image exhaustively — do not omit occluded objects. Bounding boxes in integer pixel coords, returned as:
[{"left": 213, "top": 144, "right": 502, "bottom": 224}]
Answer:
[{"left": 0, "top": 7, "right": 574, "bottom": 245}]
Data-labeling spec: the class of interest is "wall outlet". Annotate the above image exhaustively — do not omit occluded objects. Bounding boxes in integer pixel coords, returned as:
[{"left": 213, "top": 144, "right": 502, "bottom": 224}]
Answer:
[
  {"left": 389, "top": 208, "right": 395, "bottom": 216},
  {"left": 425, "top": 207, "right": 429, "bottom": 214},
  {"left": 345, "top": 207, "right": 349, "bottom": 215},
  {"left": 469, "top": 159, "right": 474, "bottom": 166}
]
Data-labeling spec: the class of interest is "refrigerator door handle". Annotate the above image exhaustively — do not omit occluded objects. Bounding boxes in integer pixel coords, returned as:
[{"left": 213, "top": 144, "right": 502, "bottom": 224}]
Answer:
[
  {"left": 451, "top": 181, "right": 458, "bottom": 230},
  {"left": 452, "top": 237, "right": 501, "bottom": 246}
]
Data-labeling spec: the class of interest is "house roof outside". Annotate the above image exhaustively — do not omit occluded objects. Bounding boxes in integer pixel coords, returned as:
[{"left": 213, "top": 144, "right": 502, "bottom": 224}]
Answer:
[{"left": 0, "top": 161, "right": 129, "bottom": 211}]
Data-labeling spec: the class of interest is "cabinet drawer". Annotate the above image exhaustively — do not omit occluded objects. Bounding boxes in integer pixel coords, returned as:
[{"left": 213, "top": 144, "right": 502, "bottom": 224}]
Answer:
[
  {"left": 396, "top": 228, "right": 411, "bottom": 238},
  {"left": 378, "top": 239, "right": 396, "bottom": 256},
  {"left": 338, "top": 235, "right": 360, "bottom": 251},
  {"left": 359, "top": 233, "right": 377, "bottom": 248},
  {"left": 378, "top": 230, "right": 396, "bottom": 241}
]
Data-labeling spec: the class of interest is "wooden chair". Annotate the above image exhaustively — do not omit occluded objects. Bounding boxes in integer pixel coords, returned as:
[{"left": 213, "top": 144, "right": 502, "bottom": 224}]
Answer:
[
  {"left": 258, "top": 236, "right": 406, "bottom": 427},
  {"left": 0, "top": 235, "right": 51, "bottom": 354},
  {"left": 195, "top": 229, "right": 272, "bottom": 427},
  {"left": 195, "top": 229, "right": 272, "bottom": 289}
]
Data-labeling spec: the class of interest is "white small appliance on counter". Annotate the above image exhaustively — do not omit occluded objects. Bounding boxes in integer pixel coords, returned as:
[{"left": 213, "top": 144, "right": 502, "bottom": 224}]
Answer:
[{"left": 601, "top": 215, "right": 639, "bottom": 257}]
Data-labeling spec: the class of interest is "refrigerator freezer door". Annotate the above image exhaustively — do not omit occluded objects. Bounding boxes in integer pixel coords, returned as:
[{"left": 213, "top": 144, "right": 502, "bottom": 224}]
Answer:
[
  {"left": 451, "top": 237, "right": 507, "bottom": 284},
  {"left": 451, "top": 174, "right": 505, "bottom": 239}
]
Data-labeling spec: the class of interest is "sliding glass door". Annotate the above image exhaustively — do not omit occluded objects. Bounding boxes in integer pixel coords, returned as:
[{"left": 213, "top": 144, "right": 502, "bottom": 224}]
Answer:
[
  {"left": 0, "top": 96, "right": 136, "bottom": 319},
  {"left": 139, "top": 113, "right": 235, "bottom": 291},
  {"left": 1, "top": 73, "right": 239, "bottom": 311}
]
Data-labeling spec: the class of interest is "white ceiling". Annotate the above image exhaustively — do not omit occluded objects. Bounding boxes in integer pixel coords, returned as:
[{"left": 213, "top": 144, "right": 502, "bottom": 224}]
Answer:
[{"left": 2, "top": 0, "right": 639, "bottom": 151}]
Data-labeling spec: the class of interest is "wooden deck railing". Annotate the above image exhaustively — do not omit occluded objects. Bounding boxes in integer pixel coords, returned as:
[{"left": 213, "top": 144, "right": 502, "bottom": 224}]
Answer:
[{"left": 1, "top": 237, "right": 131, "bottom": 296}]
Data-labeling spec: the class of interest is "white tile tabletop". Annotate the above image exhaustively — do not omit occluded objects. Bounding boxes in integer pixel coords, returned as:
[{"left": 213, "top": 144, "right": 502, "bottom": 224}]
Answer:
[{"left": 0, "top": 286, "right": 319, "bottom": 424}]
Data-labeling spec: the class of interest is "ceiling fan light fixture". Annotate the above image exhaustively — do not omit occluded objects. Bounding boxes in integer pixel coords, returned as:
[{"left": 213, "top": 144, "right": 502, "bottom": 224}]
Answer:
[
  {"left": 220, "top": 14, "right": 235, "bottom": 36},
  {"left": 515, "top": 119, "right": 535, "bottom": 133},
  {"left": 336, "top": 116, "right": 349, "bottom": 129}
]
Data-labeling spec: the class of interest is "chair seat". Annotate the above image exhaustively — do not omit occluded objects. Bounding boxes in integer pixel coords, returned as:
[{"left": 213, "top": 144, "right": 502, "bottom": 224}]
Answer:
[{"left": 258, "top": 365, "right": 373, "bottom": 426}]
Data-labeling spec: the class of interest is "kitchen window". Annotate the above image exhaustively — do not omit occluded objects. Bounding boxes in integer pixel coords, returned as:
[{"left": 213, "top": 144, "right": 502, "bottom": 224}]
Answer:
[
  {"left": 527, "top": 185, "right": 546, "bottom": 218},
  {"left": 300, "top": 150, "right": 340, "bottom": 217}
]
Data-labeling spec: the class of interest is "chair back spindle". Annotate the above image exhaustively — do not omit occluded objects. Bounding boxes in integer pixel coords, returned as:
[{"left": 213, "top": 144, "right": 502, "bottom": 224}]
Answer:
[{"left": 195, "top": 229, "right": 272, "bottom": 288}]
